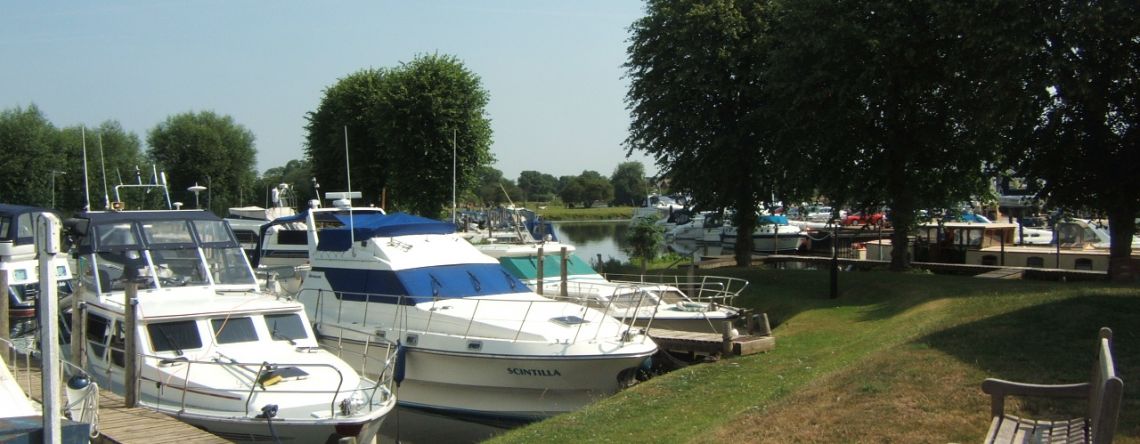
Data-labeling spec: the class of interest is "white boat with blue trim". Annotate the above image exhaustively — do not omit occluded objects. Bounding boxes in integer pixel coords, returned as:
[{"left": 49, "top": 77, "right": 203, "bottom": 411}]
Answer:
[{"left": 293, "top": 195, "right": 658, "bottom": 422}]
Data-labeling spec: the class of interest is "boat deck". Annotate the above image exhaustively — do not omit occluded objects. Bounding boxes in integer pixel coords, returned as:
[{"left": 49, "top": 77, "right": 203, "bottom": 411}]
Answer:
[{"left": 11, "top": 357, "right": 229, "bottom": 444}]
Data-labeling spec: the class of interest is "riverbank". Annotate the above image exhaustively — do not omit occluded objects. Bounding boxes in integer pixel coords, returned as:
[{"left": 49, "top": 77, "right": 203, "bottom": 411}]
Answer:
[
  {"left": 534, "top": 204, "right": 634, "bottom": 221},
  {"left": 490, "top": 268, "right": 1140, "bottom": 443}
]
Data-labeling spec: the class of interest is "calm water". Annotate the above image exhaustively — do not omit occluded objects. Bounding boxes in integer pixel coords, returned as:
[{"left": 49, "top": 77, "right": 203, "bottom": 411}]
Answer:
[{"left": 551, "top": 221, "right": 632, "bottom": 264}]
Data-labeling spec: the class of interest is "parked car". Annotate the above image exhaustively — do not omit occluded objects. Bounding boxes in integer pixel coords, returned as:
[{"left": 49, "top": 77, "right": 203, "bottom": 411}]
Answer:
[{"left": 842, "top": 212, "right": 887, "bottom": 227}]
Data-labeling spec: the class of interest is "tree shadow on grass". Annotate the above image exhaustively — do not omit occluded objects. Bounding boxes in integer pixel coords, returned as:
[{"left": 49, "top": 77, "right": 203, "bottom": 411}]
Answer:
[{"left": 921, "top": 295, "right": 1140, "bottom": 438}]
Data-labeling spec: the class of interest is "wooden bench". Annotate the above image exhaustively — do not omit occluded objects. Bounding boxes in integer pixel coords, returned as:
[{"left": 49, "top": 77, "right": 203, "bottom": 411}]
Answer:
[{"left": 981, "top": 327, "right": 1123, "bottom": 443}]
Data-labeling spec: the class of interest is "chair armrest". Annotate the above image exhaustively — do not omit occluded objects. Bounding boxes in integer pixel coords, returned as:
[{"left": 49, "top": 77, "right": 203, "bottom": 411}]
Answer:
[{"left": 981, "top": 378, "right": 1090, "bottom": 417}]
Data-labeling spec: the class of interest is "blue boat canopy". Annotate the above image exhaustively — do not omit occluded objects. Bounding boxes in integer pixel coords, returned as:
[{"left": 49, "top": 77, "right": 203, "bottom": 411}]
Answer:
[
  {"left": 758, "top": 215, "right": 789, "bottom": 225},
  {"left": 318, "top": 212, "right": 456, "bottom": 251}
]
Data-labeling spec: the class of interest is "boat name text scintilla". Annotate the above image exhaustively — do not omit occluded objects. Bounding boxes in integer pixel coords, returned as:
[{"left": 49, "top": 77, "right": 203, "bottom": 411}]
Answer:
[{"left": 507, "top": 368, "right": 563, "bottom": 377}]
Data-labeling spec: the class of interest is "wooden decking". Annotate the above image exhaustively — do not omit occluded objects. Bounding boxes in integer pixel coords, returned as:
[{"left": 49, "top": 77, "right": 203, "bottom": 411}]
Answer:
[
  {"left": 10, "top": 358, "right": 230, "bottom": 444},
  {"left": 648, "top": 328, "right": 775, "bottom": 356}
]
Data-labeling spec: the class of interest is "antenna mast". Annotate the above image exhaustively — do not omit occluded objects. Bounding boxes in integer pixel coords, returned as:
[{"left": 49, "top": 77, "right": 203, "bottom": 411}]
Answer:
[
  {"left": 98, "top": 134, "right": 111, "bottom": 210},
  {"left": 452, "top": 129, "right": 457, "bottom": 225},
  {"left": 81, "top": 127, "right": 91, "bottom": 211},
  {"left": 344, "top": 125, "right": 355, "bottom": 245}
]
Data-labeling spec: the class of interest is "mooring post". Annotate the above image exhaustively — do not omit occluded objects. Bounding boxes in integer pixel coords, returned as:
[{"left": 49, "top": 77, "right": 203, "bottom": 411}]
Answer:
[
  {"left": 536, "top": 246, "right": 544, "bottom": 296},
  {"left": 743, "top": 309, "right": 754, "bottom": 333},
  {"left": 37, "top": 213, "right": 62, "bottom": 443},
  {"left": 560, "top": 246, "right": 568, "bottom": 297},
  {"left": 0, "top": 270, "right": 9, "bottom": 346},
  {"left": 71, "top": 278, "right": 85, "bottom": 369},
  {"left": 721, "top": 321, "right": 734, "bottom": 355},
  {"left": 756, "top": 313, "right": 772, "bottom": 336},
  {"left": 125, "top": 281, "right": 139, "bottom": 408}
]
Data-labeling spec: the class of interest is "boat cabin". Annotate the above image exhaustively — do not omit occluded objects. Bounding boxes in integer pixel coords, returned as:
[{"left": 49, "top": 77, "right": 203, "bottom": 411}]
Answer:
[{"left": 1, "top": 204, "right": 74, "bottom": 321}]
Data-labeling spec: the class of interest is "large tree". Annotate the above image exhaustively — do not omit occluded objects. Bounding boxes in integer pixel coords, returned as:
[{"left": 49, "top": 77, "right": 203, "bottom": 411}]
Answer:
[
  {"left": 517, "top": 170, "right": 558, "bottom": 202},
  {"left": 767, "top": 0, "right": 1004, "bottom": 270},
  {"left": 0, "top": 105, "right": 60, "bottom": 207},
  {"left": 1013, "top": 1, "right": 1139, "bottom": 281},
  {"left": 147, "top": 111, "right": 257, "bottom": 214},
  {"left": 305, "top": 54, "right": 494, "bottom": 216},
  {"left": 626, "top": 0, "right": 776, "bottom": 266},
  {"left": 610, "top": 161, "right": 648, "bottom": 206}
]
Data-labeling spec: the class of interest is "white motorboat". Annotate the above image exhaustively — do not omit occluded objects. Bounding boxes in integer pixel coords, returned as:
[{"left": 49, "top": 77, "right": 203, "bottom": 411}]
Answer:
[
  {"left": 666, "top": 212, "right": 725, "bottom": 243},
  {"left": 1, "top": 204, "right": 76, "bottom": 330},
  {"left": 476, "top": 241, "right": 747, "bottom": 333},
  {"left": 720, "top": 215, "right": 806, "bottom": 253},
  {"left": 62, "top": 209, "right": 395, "bottom": 442},
  {"left": 293, "top": 195, "right": 658, "bottom": 422}
]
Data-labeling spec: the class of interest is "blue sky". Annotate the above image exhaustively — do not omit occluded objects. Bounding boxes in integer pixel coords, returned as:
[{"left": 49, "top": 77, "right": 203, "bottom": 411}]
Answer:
[{"left": 0, "top": 1, "right": 657, "bottom": 181}]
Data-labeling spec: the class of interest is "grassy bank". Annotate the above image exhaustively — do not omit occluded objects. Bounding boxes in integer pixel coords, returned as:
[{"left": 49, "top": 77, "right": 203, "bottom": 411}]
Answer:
[
  {"left": 533, "top": 204, "right": 634, "bottom": 221},
  {"left": 491, "top": 269, "right": 1139, "bottom": 443}
]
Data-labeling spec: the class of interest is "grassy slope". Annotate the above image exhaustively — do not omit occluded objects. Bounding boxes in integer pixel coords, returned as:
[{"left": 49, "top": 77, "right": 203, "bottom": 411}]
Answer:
[
  {"left": 491, "top": 269, "right": 1139, "bottom": 443},
  {"left": 534, "top": 204, "right": 634, "bottom": 221}
]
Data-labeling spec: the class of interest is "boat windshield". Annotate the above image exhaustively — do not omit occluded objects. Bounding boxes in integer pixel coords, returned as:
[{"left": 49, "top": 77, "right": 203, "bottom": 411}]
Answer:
[{"left": 84, "top": 218, "right": 256, "bottom": 291}]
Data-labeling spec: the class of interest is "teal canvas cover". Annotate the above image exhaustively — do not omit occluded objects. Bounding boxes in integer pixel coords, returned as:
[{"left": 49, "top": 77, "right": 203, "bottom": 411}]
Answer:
[{"left": 499, "top": 253, "right": 600, "bottom": 281}]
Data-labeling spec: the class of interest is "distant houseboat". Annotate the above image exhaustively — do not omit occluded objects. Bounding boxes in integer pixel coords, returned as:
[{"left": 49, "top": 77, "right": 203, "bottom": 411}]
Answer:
[{"left": 862, "top": 220, "right": 1139, "bottom": 272}]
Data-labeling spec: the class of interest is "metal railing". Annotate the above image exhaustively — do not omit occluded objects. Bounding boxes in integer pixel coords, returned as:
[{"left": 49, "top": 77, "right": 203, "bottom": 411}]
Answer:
[
  {"left": 603, "top": 273, "right": 749, "bottom": 307},
  {"left": 304, "top": 289, "right": 656, "bottom": 347}
]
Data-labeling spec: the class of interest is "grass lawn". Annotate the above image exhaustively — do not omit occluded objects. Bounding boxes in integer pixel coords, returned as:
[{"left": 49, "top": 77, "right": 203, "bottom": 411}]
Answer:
[
  {"left": 490, "top": 268, "right": 1139, "bottom": 443},
  {"left": 533, "top": 204, "right": 634, "bottom": 221}
]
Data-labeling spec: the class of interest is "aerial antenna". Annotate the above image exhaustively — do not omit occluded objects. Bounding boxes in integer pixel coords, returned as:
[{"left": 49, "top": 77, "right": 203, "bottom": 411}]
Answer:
[
  {"left": 81, "top": 127, "right": 92, "bottom": 211},
  {"left": 344, "top": 125, "right": 355, "bottom": 245},
  {"left": 452, "top": 128, "right": 457, "bottom": 226},
  {"left": 98, "top": 133, "right": 110, "bottom": 210},
  {"left": 499, "top": 183, "right": 526, "bottom": 242}
]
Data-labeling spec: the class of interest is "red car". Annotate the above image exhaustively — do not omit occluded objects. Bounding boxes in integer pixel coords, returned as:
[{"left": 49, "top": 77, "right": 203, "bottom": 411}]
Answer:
[{"left": 842, "top": 212, "right": 887, "bottom": 227}]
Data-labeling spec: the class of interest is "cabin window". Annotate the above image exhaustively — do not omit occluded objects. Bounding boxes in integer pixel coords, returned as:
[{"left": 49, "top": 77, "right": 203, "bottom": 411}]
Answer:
[
  {"left": 0, "top": 216, "right": 10, "bottom": 240},
  {"left": 212, "top": 317, "right": 258, "bottom": 344},
  {"left": 981, "top": 255, "right": 999, "bottom": 266},
  {"left": 1026, "top": 256, "right": 1045, "bottom": 268},
  {"left": 94, "top": 223, "right": 141, "bottom": 249},
  {"left": 86, "top": 314, "right": 110, "bottom": 358},
  {"left": 109, "top": 321, "right": 126, "bottom": 367},
  {"left": 1074, "top": 258, "right": 1094, "bottom": 270},
  {"left": 264, "top": 313, "right": 308, "bottom": 342},
  {"left": 148, "top": 320, "right": 202, "bottom": 354},
  {"left": 16, "top": 213, "right": 34, "bottom": 240},
  {"left": 276, "top": 230, "right": 309, "bottom": 245}
]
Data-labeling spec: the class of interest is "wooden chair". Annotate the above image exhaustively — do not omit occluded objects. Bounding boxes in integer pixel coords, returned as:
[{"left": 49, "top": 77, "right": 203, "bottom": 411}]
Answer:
[{"left": 981, "top": 327, "right": 1123, "bottom": 443}]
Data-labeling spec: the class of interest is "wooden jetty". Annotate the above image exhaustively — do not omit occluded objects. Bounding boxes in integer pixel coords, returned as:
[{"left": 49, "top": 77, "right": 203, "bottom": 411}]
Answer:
[
  {"left": 648, "top": 328, "right": 775, "bottom": 357},
  {"left": 11, "top": 358, "right": 229, "bottom": 444}
]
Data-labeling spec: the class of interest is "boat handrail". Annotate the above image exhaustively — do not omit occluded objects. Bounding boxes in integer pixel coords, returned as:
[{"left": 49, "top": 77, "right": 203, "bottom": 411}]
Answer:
[
  {"left": 603, "top": 273, "right": 749, "bottom": 306},
  {"left": 305, "top": 289, "right": 651, "bottom": 345},
  {"left": 105, "top": 349, "right": 391, "bottom": 419}
]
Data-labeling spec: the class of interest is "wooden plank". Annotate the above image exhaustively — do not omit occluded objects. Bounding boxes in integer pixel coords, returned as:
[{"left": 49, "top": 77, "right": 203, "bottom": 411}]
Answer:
[
  {"left": 10, "top": 354, "right": 228, "bottom": 444},
  {"left": 649, "top": 328, "right": 776, "bottom": 356}
]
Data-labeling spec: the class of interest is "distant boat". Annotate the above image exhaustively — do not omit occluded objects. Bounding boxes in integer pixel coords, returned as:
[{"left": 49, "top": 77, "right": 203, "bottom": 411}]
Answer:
[
  {"left": 667, "top": 212, "right": 725, "bottom": 243},
  {"left": 720, "top": 215, "right": 806, "bottom": 253},
  {"left": 476, "top": 241, "right": 747, "bottom": 333},
  {"left": 0, "top": 204, "right": 75, "bottom": 327}
]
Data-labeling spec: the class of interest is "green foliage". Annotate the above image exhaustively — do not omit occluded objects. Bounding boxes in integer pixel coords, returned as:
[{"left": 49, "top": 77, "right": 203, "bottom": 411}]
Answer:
[
  {"left": 473, "top": 166, "right": 522, "bottom": 206},
  {"left": 0, "top": 105, "right": 60, "bottom": 207},
  {"left": 256, "top": 159, "right": 314, "bottom": 209},
  {"left": 305, "top": 54, "right": 494, "bottom": 215},
  {"left": 558, "top": 170, "right": 613, "bottom": 208},
  {"left": 610, "top": 161, "right": 647, "bottom": 206},
  {"left": 623, "top": 216, "right": 664, "bottom": 272},
  {"left": 625, "top": 0, "right": 773, "bottom": 266},
  {"left": 517, "top": 170, "right": 558, "bottom": 202},
  {"left": 147, "top": 111, "right": 257, "bottom": 214},
  {"left": 1012, "top": 0, "right": 1140, "bottom": 267},
  {"left": 59, "top": 121, "right": 145, "bottom": 212}
]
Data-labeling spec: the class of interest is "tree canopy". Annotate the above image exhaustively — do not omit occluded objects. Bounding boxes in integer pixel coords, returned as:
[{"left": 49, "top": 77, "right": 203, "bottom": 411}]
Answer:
[
  {"left": 147, "top": 111, "right": 257, "bottom": 213},
  {"left": 305, "top": 54, "right": 494, "bottom": 216},
  {"left": 626, "top": 0, "right": 775, "bottom": 265},
  {"left": 610, "top": 161, "right": 648, "bottom": 206},
  {"left": 0, "top": 105, "right": 60, "bottom": 207}
]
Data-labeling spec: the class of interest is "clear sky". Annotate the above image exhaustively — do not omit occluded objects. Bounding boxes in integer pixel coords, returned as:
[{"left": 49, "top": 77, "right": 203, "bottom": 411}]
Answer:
[{"left": 0, "top": 1, "right": 657, "bottom": 182}]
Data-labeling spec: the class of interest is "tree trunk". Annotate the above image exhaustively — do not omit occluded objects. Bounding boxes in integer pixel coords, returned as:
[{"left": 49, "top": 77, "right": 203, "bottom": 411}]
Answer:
[{"left": 1107, "top": 206, "right": 1138, "bottom": 282}]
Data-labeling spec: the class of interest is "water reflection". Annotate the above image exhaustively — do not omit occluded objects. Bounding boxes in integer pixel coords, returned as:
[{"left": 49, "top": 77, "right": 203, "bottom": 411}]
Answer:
[
  {"left": 551, "top": 221, "right": 631, "bottom": 263},
  {"left": 380, "top": 407, "right": 508, "bottom": 443}
]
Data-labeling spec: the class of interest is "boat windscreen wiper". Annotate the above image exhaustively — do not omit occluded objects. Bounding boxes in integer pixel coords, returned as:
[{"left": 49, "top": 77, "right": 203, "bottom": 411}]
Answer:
[
  {"left": 158, "top": 328, "right": 184, "bottom": 356},
  {"left": 467, "top": 270, "right": 482, "bottom": 292},
  {"left": 270, "top": 325, "right": 296, "bottom": 345},
  {"left": 501, "top": 270, "right": 517, "bottom": 290}
]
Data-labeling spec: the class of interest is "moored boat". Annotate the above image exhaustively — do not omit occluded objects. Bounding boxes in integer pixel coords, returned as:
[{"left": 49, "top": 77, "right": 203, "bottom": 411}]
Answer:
[
  {"left": 62, "top": 208, "right": 395, "bottom": 442},
  {"left": 476, "top": 241, "right": 747, "bottom": 333},
  {"left": 0, "top": 204, "right": 75, "bottom": 329},
  {"left": 293, "top": 196, "right": 658, "bottom": 422}
]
